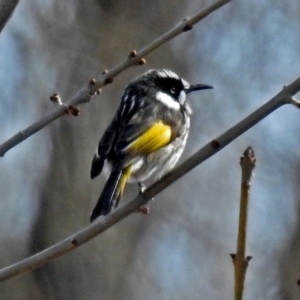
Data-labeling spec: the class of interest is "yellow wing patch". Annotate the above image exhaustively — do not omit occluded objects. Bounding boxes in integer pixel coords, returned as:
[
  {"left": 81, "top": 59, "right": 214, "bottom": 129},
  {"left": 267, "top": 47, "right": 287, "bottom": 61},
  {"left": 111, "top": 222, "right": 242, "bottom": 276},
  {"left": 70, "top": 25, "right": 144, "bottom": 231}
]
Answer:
[{"left": 127, "top": 121, "right": 172, "bottom": 154}]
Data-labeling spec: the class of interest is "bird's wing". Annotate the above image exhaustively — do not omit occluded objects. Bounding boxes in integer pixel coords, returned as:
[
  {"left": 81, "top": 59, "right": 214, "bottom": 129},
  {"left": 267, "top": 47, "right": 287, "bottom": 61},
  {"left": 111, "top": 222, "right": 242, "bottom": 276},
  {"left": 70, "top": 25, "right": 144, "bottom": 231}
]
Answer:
[
  {"left": 114, "top": 87, "right": 178, "bottom": 156},
  {"left": 90, "top": 121, "right": 118, "bottom": 179},
  {"left": 115, "top": 121, "right": 172, "bottom": 155},
  {"left": 91, "top": 90, "right": 174, "bottom": 177}
]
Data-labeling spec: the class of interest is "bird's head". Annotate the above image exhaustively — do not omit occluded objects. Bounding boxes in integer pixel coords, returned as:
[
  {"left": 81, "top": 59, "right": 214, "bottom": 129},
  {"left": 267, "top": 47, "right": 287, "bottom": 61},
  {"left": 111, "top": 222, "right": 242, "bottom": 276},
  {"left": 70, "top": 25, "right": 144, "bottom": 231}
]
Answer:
[{"left": 133, "top": 69, "right": 213, "bottom": 112}]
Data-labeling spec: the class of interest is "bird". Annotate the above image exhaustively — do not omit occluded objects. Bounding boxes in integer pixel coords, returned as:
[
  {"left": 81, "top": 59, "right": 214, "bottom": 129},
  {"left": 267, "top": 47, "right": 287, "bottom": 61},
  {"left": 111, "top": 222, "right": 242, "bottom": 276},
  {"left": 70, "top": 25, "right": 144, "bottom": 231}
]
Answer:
[{"left": 90, "top": 69, "right": 213, "bottom": 222}]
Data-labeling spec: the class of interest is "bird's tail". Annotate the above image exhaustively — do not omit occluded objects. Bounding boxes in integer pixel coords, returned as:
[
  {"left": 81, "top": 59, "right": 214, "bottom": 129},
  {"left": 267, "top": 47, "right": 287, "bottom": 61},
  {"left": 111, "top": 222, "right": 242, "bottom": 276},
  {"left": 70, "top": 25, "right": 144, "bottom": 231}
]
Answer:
[{"left": 90, "top": 165, "right": 132, "bottom": 222}]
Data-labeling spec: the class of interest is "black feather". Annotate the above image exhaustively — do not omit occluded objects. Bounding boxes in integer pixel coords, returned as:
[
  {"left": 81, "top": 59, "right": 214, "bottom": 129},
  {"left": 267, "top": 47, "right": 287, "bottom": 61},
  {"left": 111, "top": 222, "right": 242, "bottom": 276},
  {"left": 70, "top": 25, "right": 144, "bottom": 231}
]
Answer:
[
  {"left": 90, "top": 170, "right": 122, "bottom": 222},
  {"left": 90, "top": 155, "right": 104, "bottom": 179}
]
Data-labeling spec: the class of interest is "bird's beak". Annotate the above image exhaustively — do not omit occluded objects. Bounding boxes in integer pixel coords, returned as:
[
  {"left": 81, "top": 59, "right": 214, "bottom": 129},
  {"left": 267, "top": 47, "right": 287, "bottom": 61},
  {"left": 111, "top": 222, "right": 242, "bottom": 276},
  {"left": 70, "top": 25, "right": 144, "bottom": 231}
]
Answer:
[{"left": 185, "top": 84, "right": 213, "bottom": 94}]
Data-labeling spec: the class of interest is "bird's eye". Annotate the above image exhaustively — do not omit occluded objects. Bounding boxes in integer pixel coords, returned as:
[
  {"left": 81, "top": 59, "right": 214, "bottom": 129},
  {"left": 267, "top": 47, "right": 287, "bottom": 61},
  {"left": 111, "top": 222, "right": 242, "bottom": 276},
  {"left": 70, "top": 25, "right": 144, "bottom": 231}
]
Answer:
[{"left": 170, "top": 87, "right": 176, "bottom": 94}]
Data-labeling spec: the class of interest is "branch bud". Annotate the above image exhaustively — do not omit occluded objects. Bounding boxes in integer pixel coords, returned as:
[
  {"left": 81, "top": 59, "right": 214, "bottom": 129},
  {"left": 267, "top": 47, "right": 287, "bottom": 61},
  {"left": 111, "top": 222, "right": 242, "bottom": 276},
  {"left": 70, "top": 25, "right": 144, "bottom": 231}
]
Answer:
[
  {"left": 138, "top": 58, "right": 146, "bottom": 65},
  {"left": 129, "top": 50, "right": 137, "bottom": 58}
]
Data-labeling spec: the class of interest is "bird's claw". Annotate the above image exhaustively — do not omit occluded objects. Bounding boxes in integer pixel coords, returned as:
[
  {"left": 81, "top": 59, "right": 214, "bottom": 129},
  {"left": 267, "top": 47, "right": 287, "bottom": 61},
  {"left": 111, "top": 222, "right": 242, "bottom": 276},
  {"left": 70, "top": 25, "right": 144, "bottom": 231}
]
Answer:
[
  {"left": 138, "top": 182, "right": 155, "bottom": 202},
  {"left": 137, "top": 182, "right": 154, "bottom": 214}
]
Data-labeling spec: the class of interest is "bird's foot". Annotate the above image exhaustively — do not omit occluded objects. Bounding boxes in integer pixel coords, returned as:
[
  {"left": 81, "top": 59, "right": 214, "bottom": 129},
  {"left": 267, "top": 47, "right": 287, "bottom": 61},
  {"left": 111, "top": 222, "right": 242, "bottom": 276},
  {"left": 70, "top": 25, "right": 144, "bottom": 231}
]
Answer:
[
  {"left": 138, "top": 182, "right": 155, "bottom": 202},
  {"left": 136, "top": 182, "right": 154, "bottom": 215}
]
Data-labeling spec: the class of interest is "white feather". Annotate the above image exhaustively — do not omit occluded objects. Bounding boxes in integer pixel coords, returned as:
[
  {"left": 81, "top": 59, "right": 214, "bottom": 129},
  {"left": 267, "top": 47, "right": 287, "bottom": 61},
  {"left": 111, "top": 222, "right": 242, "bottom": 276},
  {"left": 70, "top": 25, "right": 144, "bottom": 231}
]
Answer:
[
  {"left": 156, "top": 91, "right": 180, "bottom": 110},
  {"left": 156, "top": 69, "right": 180, "bottom": 80}
]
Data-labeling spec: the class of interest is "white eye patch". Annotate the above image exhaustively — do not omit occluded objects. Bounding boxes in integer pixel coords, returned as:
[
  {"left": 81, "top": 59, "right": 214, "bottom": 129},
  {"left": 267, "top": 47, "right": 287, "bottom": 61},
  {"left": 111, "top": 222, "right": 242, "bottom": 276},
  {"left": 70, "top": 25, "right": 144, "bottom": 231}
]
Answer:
[{"left": 155, "top": 91, "right": 180, "bottom": 110}]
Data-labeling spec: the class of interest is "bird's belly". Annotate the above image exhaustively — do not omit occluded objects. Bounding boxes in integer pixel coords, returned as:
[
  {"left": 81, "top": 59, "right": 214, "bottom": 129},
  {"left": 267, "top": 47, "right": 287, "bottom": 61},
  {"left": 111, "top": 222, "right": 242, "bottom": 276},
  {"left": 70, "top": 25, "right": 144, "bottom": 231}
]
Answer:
[{"left": 129, "top": 135, "right": 187, "bottom": 183}]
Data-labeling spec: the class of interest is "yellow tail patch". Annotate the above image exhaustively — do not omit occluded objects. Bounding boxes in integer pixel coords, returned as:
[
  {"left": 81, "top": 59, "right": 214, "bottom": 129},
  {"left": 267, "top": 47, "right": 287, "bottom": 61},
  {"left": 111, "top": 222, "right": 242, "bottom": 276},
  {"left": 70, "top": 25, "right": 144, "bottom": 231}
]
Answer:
[
  {"left": 127, "top": 121, "right": 171, "bottom": 154},
  {"left": 116, "top": 165, "right": 133, "bottom": 205}
]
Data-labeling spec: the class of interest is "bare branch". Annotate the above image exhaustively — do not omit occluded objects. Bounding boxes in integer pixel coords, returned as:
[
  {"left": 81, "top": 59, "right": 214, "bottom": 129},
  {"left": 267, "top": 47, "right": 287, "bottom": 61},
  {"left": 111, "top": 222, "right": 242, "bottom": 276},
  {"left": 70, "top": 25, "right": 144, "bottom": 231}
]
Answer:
[
  {"left": 0, "top": 0, "right": 20, "bottom": 34},
  {"left": 231, "top": 147, "right": 256, "bottom": 300},
  {"left": 0, "top": 76, "right": 300, "bottom": 282},
  {"left": 0, "top": 0, "right": 231, "bottom": 157}
]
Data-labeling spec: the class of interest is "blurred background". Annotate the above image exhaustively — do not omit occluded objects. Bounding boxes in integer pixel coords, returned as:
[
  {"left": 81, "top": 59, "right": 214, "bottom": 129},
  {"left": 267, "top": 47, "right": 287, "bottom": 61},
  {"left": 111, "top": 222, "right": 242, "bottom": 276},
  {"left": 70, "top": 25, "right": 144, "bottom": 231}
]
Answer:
[{"left": 0, "top": 0, "right": 300, "bottom": 299}]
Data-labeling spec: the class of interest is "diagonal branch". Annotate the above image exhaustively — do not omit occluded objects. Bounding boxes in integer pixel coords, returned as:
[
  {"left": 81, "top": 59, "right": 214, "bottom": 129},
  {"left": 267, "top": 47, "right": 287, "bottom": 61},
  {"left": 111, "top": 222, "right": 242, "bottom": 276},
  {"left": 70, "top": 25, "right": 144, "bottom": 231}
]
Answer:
[
  {"left": 0, "top": 0, "right": 231, "bottom": 157},
  {"left": 0, "top": 0, "right": 20, "bottom": 34},
  {"left": 0, "top": 76, "right": 300, "bottom": 282}
]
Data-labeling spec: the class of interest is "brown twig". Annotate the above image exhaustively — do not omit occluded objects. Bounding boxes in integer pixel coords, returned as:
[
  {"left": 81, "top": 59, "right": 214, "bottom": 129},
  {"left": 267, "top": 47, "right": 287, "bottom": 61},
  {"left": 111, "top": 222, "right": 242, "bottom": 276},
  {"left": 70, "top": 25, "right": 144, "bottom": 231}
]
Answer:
[
  {"left": 230, "top": 147, "right": 256, "bottom": 300},
  {"left": 0, "top": 77, "right": 300, "bottom": 282},
  {"left": 0, "top": 0, "right": 232, "bottom": 157}
]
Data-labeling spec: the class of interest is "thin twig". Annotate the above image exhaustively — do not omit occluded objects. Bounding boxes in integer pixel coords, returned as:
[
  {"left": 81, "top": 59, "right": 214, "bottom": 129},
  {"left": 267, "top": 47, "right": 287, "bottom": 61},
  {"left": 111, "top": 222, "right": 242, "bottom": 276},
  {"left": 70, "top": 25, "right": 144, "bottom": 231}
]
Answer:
[
  {"left": 0, "top": 76, "right": 300, "bottom": 282},
  {"left": 0, "top": 0, "right": 20, "bottom": 34},
  {"left": 0, "top": 0, "right": 231, "bottom": 157},
  {"left": 230, "top": 147, "right": 256, "bottom": 300}
]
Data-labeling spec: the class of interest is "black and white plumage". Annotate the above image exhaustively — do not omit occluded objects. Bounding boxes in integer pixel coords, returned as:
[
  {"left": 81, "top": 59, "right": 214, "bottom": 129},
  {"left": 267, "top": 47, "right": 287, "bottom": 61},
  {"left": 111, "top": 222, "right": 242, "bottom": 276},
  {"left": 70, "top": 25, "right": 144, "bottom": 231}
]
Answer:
[{"left": 90, "top": 69, "right": 212, "bottom": 221}]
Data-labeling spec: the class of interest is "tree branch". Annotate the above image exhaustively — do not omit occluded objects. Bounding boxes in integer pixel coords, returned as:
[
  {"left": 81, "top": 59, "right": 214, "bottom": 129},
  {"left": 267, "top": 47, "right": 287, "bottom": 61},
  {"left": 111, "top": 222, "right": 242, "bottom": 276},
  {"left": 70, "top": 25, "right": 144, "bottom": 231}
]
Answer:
[
  {"left": 0, "top": 0, "right": 231, "bottom": 157},
  {"left": 231, "top": 147, "right": 256, "bottom": 300},
  {"left": 0, "top": 0, "right": 20, "bottom": 34},
  {"left": 0, "top": 76, "right": 300, "bottom": 282}
]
